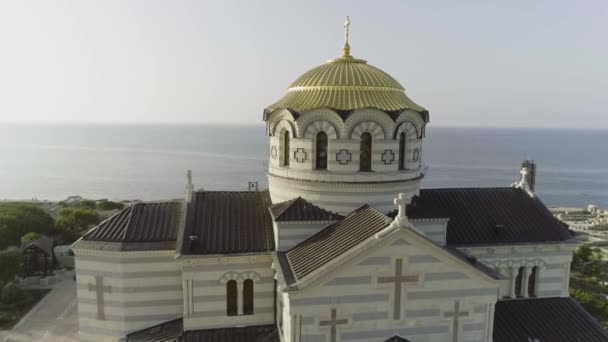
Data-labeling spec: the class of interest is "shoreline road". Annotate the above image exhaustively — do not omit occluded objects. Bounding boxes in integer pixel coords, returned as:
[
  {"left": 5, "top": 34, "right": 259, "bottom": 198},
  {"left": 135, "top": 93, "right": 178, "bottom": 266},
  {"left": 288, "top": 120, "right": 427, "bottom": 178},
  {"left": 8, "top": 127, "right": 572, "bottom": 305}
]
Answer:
[{"left": 0, "top": 276, "right": 79, "bottom": 342}]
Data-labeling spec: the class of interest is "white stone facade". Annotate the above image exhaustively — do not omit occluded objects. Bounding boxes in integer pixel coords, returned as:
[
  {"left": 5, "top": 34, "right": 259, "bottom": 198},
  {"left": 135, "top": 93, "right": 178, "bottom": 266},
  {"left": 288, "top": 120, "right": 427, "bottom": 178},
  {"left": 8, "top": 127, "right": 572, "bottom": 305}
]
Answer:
[{"left": 266, "top": 108, "right": 425, "bottom": 214}]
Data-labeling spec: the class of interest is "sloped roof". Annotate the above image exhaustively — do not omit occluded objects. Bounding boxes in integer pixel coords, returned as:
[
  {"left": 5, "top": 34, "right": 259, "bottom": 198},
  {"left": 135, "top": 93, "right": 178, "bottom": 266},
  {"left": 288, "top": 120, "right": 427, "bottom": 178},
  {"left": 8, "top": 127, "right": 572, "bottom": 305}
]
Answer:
[
  {"left": 269, "top": 197, "right": 343, "bottom": 222},
  {"left": 182, "top": 324, "right": 278, "bottom": 342},
  {"left": 285, "top": 205, "right": 391, "bottom": 281},
  {"left": 21, "top": 236, "right": 55, "bottom": 256},
  {"left": 83, "top": 202, "right": 181, "bottom": 243},
  {"left": 396, "top": 188, "right": 573, "bottom": 246},
  {"left": 493, "top": 297, "right": 608, "bottom": 342},
  {"left": 180, "top": 191, "right": 275, "bottom": 255},
  {"left": 126, "top": 318, "right": 182, "bottom": 342}
]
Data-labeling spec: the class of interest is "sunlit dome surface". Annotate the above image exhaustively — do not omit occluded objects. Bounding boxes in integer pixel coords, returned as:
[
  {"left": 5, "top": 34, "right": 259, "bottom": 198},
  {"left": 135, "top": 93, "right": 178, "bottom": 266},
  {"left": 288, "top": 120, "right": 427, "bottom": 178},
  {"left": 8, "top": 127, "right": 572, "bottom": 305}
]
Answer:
[{"left": 267, "top": 54, "right": 425, "bottom": 113}]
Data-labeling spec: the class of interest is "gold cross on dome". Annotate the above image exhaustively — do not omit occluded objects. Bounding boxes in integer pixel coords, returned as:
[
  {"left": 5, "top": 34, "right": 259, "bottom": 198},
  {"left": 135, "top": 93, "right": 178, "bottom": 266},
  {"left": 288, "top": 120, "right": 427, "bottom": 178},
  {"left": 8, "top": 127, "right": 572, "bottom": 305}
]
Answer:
[{"left": 342, "top": 16, "right": 352, "bottom": 57}]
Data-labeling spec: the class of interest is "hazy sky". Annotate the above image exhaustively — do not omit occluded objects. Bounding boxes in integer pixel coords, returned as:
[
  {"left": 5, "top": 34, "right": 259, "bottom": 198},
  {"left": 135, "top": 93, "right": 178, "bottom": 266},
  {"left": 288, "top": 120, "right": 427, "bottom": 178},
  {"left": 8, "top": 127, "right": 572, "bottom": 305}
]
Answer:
[{"left": 0, "top": 1, "right": 607, "bottom": 128}]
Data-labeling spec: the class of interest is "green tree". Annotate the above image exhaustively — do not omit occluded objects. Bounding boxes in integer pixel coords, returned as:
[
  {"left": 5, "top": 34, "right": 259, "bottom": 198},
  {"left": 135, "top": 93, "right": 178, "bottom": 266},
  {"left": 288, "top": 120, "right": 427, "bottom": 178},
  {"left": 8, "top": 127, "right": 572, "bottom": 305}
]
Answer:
[
  {"left": 0, "top": 204, "right": 54, "bottom": 250},
  {"left": 55, "top": 207, "right": 100, "bottom": 232},
  {"left": 74, "top": 200, "right": 96, "bottom": 210},
  {"left": 20, "top": 232, "right": 42, "bottom": 244},
  {"left": 97, "top": 200, "right": 125, "bottom": 211},
  {"left": 0, "top": 251, "right": 23, "bottom": 284}
]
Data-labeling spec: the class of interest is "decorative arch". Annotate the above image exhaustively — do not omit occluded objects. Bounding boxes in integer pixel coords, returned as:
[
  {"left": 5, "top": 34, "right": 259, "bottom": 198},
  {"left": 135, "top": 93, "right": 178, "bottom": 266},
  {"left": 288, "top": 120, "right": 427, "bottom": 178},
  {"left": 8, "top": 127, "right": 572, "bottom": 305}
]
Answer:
[
  {"left": 395, "top": 110, "right": 425, "bottom": 138},
  {"left": 239, "top": 271, "right": 262, "bottom": 282},
  {"left": 218, "top": 271, "right": 241, "bottom": 284},
  {"left": 350, "top": 121, "right": 385, "bottom": 140},
  {"left": 394, "top": 121, "right": 418, "bottom": 140},
  {"left": 267, "top": 109, "right": 297, "bottom": 137},
  {"left": 272, "top": 119, "right": 296, "bottom": 137},
  {"left": 345, "top": 109, "right": 394, "bottom": 139},
  {"left": 303, "top": 121, "right": 338, "bottom": 140},
  {"left": 296, "top": 108, "right": 344, "bottom": 139}
]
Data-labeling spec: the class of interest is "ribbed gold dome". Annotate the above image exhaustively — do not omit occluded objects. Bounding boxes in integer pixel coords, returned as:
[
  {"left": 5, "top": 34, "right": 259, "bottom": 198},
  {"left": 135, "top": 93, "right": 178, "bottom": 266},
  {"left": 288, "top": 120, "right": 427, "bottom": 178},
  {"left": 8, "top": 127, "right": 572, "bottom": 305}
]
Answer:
[{"left": 267, "top": 55, "right": 425, "bottom": 113}]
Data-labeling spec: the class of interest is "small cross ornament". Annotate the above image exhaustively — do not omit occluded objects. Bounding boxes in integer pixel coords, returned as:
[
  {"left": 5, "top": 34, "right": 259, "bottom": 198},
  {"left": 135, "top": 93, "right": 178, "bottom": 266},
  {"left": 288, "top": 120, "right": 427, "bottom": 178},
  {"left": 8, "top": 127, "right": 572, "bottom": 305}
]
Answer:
[
  {"left": 393, "top": 193, "right": 412, "bottom": 227},
  {"left": 382, "top": 149, "right": 395, "bottom": 165},
  {"left": 294, "top": 148, "right": 307, "bottom": 163},
  {"left": 336, "top": 149, "right": 352, "bottom": 165}
]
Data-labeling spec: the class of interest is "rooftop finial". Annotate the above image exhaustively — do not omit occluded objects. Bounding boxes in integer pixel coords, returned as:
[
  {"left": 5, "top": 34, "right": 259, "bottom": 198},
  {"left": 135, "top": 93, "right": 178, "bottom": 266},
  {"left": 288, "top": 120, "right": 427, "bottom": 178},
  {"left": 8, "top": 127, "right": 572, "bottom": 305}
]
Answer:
[{"left": 342, "top": 16, "right": 352, "bottom": 57}]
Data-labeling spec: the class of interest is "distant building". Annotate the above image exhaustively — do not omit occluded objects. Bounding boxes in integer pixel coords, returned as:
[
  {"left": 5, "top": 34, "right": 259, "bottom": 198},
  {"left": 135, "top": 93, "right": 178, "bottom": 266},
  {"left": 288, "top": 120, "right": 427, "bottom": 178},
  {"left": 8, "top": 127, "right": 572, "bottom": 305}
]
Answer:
[{"left": 72, "top": 20, "right": 607, "bottom": 342}]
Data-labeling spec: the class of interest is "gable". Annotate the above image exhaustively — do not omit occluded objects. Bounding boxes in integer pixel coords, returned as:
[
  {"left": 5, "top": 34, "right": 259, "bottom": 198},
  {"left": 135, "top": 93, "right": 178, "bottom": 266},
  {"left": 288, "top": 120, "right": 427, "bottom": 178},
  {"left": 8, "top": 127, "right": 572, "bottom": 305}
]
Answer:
[
  {"left": 308, "top": 228, "right": 499, "bottom": 292},
  {"left": 282, "top": 229, "right": 498, "bottom": 342}
]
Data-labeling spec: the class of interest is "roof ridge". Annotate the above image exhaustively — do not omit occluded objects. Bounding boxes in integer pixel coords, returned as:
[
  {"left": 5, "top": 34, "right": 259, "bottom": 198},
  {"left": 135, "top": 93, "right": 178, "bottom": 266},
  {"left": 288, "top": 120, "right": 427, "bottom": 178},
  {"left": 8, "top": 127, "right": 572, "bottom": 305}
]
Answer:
[{"left": 119, "top": 203, "right": 138, "bottom": 241}]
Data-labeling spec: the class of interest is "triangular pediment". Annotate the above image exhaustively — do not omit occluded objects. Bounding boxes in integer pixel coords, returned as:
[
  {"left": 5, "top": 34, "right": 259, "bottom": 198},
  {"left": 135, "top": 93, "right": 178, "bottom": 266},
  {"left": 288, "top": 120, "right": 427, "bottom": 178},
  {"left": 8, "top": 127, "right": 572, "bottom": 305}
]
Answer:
[{"left": 277, "top": 218, "right": 499, "bottom": 291}]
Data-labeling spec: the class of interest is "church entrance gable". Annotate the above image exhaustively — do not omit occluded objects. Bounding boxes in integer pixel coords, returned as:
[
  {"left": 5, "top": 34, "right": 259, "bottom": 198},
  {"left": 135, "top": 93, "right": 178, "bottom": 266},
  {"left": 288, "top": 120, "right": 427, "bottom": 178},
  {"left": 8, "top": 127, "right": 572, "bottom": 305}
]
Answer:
[{"left": 284, "top": 228, "right": 498, "bottom": 342}]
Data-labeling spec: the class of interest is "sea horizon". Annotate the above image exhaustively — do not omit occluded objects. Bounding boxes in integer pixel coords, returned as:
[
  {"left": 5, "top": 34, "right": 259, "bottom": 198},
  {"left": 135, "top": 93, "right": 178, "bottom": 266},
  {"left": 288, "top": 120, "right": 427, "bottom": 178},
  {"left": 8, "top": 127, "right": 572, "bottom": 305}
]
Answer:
[{"left": 1, "top": 122, "right": 606, "bottom": 208}]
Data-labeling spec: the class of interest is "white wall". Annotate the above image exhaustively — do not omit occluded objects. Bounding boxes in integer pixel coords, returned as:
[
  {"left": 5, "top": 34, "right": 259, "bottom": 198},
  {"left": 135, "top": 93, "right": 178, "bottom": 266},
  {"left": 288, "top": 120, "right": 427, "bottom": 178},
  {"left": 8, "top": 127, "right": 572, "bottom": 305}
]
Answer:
[
  {"left": 460, "top": 243, "right": 576, "bottom": 299},
  {"left": 180, "top": 253, "right": 276, "bottom": 331},
  {"left": 73, "top": 249, "right": 182, "bottom": 342}
]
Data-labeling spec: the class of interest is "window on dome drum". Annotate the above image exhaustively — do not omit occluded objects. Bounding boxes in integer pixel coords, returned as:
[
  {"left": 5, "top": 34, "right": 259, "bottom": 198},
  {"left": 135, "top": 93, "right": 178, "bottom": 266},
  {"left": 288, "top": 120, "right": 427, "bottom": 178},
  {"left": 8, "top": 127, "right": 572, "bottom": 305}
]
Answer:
[
  {"left": 528, "top": 266, "right": 538, "bottom": 297},
  {"left": 282, "top": 130, "right": 290, "bottom": 166},
  {"left": 360, "top": 132, "right": 372, "bottom": 171},
  {"left": 398, "top": 132, "right": 406, "bottom": 170},
  {"left": 515, "top": 266, "right": 524, "bottom": 297},
  {"left": 316, "top": 131, "right": 328, "bottom": 170},
  {"left": 226, "top": 280, "right": 237, "bottom": 316},
  {"left": 243, "top": 279, "right": 254, "bottom": 315}
]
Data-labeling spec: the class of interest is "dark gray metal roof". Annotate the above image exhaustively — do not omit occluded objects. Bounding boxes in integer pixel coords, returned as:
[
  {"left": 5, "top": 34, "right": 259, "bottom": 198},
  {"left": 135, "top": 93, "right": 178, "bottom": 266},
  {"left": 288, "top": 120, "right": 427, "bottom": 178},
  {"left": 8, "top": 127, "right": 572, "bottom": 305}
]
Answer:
[
  {"left": 182, "top": 324, "right": 278, "bottom": 342},
  {"left": 393, "top": 188, "right": 573, "bottom": 246},
  {"left": 180, "top": 191, "right": 275, "bottom": 255},
  {"left": 21, "top": 236, "right": 55, "bottom": 256},
  {"left": 84, "top": 202, "right": 181, "bottom": 243},
  {"left": 493, "top": 297, "right": 608, "bottom": 342},
  {"left": 126, "top": 318, "right": 182, "bottom": 342},
  {"left": 269, "top": 197, "right": 343, "bottom": 222},
  {"left": 285, "top": 205, "right": 391, "bottom": 281}
]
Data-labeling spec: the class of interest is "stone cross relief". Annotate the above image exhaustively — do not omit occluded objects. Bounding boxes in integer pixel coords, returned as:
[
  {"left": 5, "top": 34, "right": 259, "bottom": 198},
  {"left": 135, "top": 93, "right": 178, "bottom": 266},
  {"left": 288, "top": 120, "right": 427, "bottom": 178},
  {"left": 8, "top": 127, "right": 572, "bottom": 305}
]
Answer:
[
  {"left": 377, "top": 258, "right": 419, "bottom": 320},
  {"left": 319, "top": 308, "right": 348, "bottom": 342},
  {"left": 444, "top": 300, "right": 469, "bottom": 342},
  {"left": 88, "top": 275, "right": 111, "bottom": 320},
  {"left": 381, "top": 149, "right": 395, "bottom": 164},
  {"left": 294, "top": 148, "right": 307, "bottom": 163},
  {"left": 336, "top": 149, "right": 352, "bottom": 165}
]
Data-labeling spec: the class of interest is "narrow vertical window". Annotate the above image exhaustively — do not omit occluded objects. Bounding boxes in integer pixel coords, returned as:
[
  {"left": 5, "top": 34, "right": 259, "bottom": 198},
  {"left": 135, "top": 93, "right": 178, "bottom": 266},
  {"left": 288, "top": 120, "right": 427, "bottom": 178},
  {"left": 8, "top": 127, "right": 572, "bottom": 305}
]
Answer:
[
  {"left": 359, "top": 132, "right": 372, "bottom": 171},
  {"left": 315, "top": 131, "right": 328, "bottom": 170},
  {"left": 515, "top": 267, "right": 524, "bottom": 297},
  {"left": 282, "top": 130, "right": 290, "bottom": 166},
  {"left": 398, "top": 132, "right": 406, "bottom": 170},
  {"left": 528, "top": 266, "right": 538, "bottom": 297},
  {"left": 243, "top": 279, "right": 254, "bottom": 315},
  {"left": 226, "top": 280, "right": 237, "bottom": 316}
]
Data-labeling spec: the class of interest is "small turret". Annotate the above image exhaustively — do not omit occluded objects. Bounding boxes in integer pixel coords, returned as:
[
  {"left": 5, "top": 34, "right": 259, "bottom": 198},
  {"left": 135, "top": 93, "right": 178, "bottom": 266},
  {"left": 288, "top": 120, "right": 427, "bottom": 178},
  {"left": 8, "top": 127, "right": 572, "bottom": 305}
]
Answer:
[
  {"left": 512, "top": 160, "right": 536, "bottom": 197},
  {"left": 185, "top": 170, "right": 194, "bottom": 203}
]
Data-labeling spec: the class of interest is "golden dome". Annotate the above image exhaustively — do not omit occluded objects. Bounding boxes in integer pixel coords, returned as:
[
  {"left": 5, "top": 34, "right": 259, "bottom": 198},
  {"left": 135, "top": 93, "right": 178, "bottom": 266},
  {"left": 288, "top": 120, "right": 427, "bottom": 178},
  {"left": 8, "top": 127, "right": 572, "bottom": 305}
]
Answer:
[{"left": 266, "top": 55, "right": 425, "bottom": 113}]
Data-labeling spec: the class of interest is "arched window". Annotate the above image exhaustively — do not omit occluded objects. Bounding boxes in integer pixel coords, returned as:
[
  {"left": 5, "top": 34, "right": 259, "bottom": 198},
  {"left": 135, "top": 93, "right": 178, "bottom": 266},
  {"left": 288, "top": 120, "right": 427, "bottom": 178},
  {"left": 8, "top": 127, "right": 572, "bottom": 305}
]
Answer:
[
  {"left": 514, "top": 267, "right": 524, "bottom": 297},
  {"left": 243, "top": 279, "right": 254, "bottom": 315},
  {"left": 398, "top": 132, "right": 406, "bottom": 170},
  {"left": 226, "top": 280, "right": 237, "bottom": 316},
  {"left": 315, "top": 131, "right": 328, "bottom": 170},
  {"left": 359, "top": 132, "right": 372, "bottom": 172},
  {"left": 528, "top": 266, "right": 538, "bottom": 297},
  {"left": 282, "top": 130, "right": 290, "bottom": 166}
]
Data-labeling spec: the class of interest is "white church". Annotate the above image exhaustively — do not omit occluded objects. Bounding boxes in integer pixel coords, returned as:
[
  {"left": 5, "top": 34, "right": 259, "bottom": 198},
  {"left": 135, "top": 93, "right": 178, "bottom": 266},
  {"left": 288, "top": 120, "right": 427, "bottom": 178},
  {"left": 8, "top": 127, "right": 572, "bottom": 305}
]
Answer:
[{"left": 73, "top": 19, "right": 608, "bottom": 342}]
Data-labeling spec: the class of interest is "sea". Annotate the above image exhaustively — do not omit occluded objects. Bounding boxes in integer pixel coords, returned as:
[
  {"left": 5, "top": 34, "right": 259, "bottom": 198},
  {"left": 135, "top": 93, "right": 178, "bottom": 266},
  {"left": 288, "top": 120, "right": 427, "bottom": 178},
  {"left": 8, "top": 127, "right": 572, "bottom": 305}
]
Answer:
[{"left": 0, "top": 123, "right": 606, "bottom": 208}]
